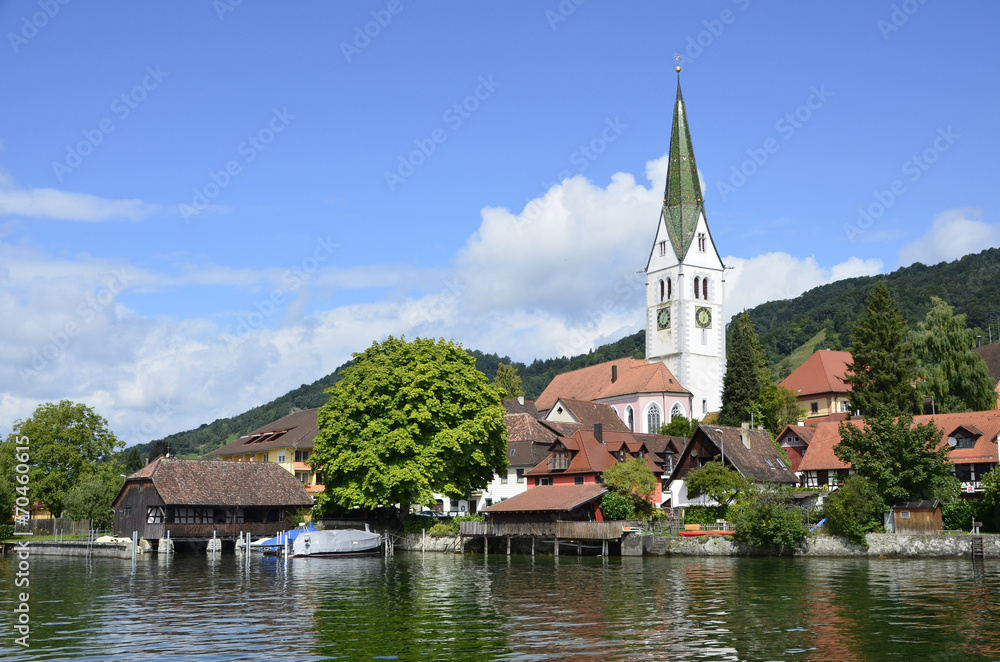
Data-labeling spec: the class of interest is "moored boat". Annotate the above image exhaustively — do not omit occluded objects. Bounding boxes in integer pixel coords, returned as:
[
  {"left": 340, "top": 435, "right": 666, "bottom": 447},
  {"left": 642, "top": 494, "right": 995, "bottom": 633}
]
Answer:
[{"left": 289, "top": 525, "right": 382, "bottom": 557}]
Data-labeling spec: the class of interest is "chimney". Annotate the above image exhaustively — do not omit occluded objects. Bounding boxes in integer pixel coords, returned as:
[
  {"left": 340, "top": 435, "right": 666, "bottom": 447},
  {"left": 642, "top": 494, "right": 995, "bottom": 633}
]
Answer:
[
  {"left": 740, "top": 422, "right": 751, "bottom": 450},
  {"left": 594, "top": 422, "right": 603, "bottom": 443},
  {"left": 517, "top": 395, "right": 524, "bottom": 406},
  {"left": 611, "top": 365, "right": 617, "bottom": 383}
]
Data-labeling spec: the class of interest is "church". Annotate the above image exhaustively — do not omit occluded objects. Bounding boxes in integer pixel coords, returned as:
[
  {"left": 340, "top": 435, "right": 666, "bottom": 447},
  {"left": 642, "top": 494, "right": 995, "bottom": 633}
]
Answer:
[{"left": 537, "top": 67, "right": 725, "bottom": 427}]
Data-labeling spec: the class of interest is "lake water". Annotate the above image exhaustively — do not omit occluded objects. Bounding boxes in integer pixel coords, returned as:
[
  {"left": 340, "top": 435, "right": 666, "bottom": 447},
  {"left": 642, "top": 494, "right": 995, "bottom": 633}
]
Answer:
[{"left": 1, "top": 550, "right": 999, "bottom": 661}]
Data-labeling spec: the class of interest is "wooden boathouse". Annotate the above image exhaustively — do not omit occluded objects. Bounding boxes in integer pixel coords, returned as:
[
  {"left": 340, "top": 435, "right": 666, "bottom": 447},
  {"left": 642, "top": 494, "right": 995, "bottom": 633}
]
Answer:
[
  {"left": 112, "top": 457, "right": 313, "bottom": 546},
  {"left": 464, "top": 484, "right": 638, "bottom": 556}
]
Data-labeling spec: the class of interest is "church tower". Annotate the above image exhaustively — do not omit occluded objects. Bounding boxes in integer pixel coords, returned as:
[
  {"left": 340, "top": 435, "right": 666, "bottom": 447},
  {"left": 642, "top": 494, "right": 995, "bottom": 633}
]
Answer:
[{"left": 645, "top": 67, "right": 725, "bottom": 419}]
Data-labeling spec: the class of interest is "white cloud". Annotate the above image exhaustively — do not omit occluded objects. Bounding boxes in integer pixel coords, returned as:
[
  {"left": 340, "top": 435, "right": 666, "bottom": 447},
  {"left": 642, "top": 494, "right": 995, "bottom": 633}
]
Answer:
[
  {"left": 0, "top": 176, "right": 157, "bottom": 221},
  {"left": 898, "top": 208, "right": 1000, "bottom": 267},
  {"left": 0, "top": 159, "right": 896, "bottom": 445},
  {"left": 723, "top": 252, "right": 883, "bottom": 315}
]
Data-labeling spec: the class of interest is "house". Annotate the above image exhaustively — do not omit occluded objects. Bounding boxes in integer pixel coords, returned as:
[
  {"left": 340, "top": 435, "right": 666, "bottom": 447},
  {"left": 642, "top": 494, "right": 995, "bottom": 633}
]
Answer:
[
  {"left": 779, "top": 349, "right": 853, "bottom": 421},
  {"left": 112, "top": 457, "right": 313, "bottom": 544},
  {"left": 206, "top": 408, "right": 325, "bottom": 494},
  {"left": 474, "top": 412, "right": 559, "bottom": 511},
  {"left": 502, "top": 397, "right": 540, "bottom": 418},
  {"left": 776, "top": 424, "right": 816, "bottom": 472},
  {"left": 666, "top": 424, "right": 798, "bottom": 507},
  {"left": 544, "top": 397, "right": 631, "bottom": 431},
  {"left": 797, "top": 410, "right": 1000, "bottom": 492},
  {"left": 523, "top": 424, "right": 664, "bottom": 505},
  {"left": 481, "top": 484, "right": 608, "bottom": 525},
  {"left": 536, "top": 357, "right": 692, "bottom": 434}
]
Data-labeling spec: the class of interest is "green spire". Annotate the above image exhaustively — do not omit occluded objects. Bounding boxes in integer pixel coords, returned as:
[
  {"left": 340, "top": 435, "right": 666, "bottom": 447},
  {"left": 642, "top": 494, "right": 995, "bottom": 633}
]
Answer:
[{"left": 663, "top": 70, "right": 705, "bottom": 261}]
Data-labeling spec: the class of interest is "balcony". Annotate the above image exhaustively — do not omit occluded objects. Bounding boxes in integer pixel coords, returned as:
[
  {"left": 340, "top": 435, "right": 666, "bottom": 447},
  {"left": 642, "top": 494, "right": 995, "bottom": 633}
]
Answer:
[{"left": 548, "top": 456, "right": 570, "bottom": 471}]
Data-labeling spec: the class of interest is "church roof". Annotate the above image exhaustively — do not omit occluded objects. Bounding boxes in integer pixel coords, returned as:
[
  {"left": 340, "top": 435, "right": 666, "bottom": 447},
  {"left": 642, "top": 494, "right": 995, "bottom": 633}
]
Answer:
[
  {"left": 663, "top": 72, "right": 705, "bottom": 261},
  {"left": 536, "top": 357, "right": 690, "bottom": 412}
]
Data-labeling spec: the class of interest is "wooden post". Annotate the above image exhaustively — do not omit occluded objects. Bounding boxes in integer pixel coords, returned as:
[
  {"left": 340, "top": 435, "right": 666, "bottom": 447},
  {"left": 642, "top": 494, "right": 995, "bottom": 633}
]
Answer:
[
  {"left": 578, "top": 541, "right": 582, "bottom": 556},
  {"left": 459, "top": 534, "right": 464, "bottom": 554},
  {"left": 506, "top": 535, "right": 511, "bottom": 557},
  {"left": 531, "top": 536, "right": 535, "bottom": 557},
  {"left": 554, "top": 537, "right": 559, "bottom": 557},
  {"left": 483, "top": 534, "right": 488, "bottom": 557}
]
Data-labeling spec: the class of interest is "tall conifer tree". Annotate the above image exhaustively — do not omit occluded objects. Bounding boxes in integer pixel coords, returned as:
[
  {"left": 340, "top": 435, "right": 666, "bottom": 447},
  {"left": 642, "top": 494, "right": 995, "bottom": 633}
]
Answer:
[
  {"left": 720, "top": 312, "right": 764, "bottom": 426},
  {"left": 847, "top": 282, "right": 919, "bottom": 416}
]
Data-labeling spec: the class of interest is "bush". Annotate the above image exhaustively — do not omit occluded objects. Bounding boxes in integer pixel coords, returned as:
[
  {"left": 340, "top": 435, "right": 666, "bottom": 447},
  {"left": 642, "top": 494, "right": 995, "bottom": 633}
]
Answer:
[
  {"left": 683, "top": 505, "right": 728, "bottom": 526},
  {"left": 0, "top": 523, "right": 13, "bottom": 540},
  {"left": 823, "top": 475, "right": 885, "bottom": 545},
  {"left": 600, "top": 491, "right": 635, "bottom": 520},
  {"left": 404, "top": 513, "right": 438, "bottom": 534},
  {"left": 728, "top": 485, "right": 807, "bottom": 553}
]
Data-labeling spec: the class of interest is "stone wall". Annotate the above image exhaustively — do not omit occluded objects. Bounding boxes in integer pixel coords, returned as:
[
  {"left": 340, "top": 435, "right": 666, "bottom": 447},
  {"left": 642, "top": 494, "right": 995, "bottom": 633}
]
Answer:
[
  {"left": 622, "top": 532, "right": 1000, "bottom": 558},
  {"left": 6, "top": 540, "right": 135, "bottom": 558}
]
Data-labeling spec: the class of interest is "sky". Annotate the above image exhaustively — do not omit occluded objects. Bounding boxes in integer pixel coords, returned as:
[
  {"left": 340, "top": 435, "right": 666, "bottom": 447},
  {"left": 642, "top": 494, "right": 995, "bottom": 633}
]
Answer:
[{"left": 1, "top": 1, "right": 998, "bottom": 446}]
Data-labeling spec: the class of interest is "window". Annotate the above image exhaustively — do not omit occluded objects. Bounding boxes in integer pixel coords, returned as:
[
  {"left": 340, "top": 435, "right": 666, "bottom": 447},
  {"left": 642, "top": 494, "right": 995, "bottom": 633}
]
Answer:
[
  {"left": 952, "top": 433, "right": 975, "bottom": 449},
  {"left": 900, "top": 511, "right": 910, "bottom": 519},
  {"left": 298, "top": 472, "right": 310, "bottom": 484},
  {"left": 595, "top": 474, "right": 604, "bottom": 484},
  {"left": 174, "top": 507, "right": 196, "bottom": 524},
  {"left": 698, "top": 233, "right": 706, "bottom": 252},
  {"left": 659, "top": 240, "right": 666, "bottom": 256},
  {"left": 535, "top": 477, "right": 552, "bottom": 486},
  {"left": 295, "top": 450, "right": 310, "bottom": 462},
  {"left": 810, "top": 403, "right": 819, "bottom": 414},
  {"left": 626, "top": 406, "right": 634, "bottom": 432},
  {"left": 122, "top": 507, "right": 131, "bottom": 518},
  {"left": 667, "top": 277, "right": 672, "bottom": 299},
  {"left": 277, "top": 451, "right": 286, "bottom": 463},
  {"left": 146, "top": 507, "right": 163, "bottom": 523},
  {"left": 314, "top": 472, "right": 324, "bottom": 485},
  {"left": 671, "top": 402, "right": 684, "bottom": 420},
  {"left": 262, "top": 453, "right": 269, "bottom": 462},
  {"left": 702, "top": 278, "right": 708, "bottom": 300},
  {"left": 516, "top": 469, "right": 524, "bottom": 484},
  {"left": 500, "top": 471, "right": 508, "bottom": 484},
  {"left": 574, "top": 476, "right": 584, "bottom": 485},
  {"left": 226, "top": 508, "right": 244, "bottom": 524},
  {"left": 694, "top": 277, "right": 700, "bottom": 299},
  {"left": 702, "top": 399, "right": 707, "bottom": 415},
  {"left": 659, "top": 280, "right": 664, "bottom": 302},
  {"left": 647, "top": 404, "right": 661, "bottom": 433}
]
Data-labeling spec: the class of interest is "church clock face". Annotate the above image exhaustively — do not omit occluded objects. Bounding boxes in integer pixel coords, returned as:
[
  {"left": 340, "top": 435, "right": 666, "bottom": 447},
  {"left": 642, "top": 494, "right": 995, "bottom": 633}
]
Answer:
[
  {"left": 657, "top": 306, "right": 671, "bottom": 330},
  {"left": 695, "top": 306, "right": 712, "bottom": 329}
]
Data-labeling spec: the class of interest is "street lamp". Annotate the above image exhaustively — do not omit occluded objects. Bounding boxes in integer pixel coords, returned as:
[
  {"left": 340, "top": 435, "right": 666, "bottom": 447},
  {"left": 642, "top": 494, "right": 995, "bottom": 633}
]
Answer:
[{"left": 715, "top": 429, "right": 724, "bottom": 466}]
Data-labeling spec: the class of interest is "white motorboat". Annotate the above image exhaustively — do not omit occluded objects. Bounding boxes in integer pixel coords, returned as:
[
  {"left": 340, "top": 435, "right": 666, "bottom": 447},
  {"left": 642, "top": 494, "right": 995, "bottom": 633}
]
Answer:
[{"left": 289, "top": 525, "right": 382, "bottom": 557}]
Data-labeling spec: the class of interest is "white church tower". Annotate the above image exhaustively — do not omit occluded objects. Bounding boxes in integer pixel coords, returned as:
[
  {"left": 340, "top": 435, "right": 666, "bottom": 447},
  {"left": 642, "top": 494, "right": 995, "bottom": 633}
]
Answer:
[{"left": 645, "top": 66, "right": 725, "bottom": 419}]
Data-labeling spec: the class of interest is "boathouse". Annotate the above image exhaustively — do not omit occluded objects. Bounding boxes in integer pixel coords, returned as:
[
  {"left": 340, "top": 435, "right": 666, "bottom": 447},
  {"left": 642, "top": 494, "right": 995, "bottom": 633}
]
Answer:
[{"left": 112, "top": 457, "right": 313, "bottom": 544}]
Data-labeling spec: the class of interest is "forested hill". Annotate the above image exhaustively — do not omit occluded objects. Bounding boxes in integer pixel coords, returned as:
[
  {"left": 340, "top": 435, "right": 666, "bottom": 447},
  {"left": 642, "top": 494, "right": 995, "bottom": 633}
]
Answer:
[
  {"left": 138, "top": 246, "right": 1000, "bottom": 459},
  {"left": 748, "top": 246, "right": 1000, "bottom": 378}
]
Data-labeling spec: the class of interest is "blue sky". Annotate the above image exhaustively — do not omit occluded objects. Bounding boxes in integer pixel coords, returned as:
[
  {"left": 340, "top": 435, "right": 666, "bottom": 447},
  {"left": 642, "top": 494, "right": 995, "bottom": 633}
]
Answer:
[{"left": 1, "top": 1, "right": 998, "bottom": 445}]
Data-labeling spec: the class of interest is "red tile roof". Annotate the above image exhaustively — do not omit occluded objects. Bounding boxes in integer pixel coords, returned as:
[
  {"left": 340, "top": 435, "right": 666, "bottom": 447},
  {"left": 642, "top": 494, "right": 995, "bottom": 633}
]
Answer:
[
  {"left": 525, "top": 429, "right": 661, "bottom": 477},
  {"left": 482, "top": 484, "right": 607, "bottom": 513},
  {"left": 798, "top": 409, "right": 1000, "bottom": 472},
  {"left": 504, "top": 413, "right": 559, "bottom": 466},
  {"left": 537, "top": 358, "right": 690, "bottom": 412},
  {"left": 206, "top": 408, "right": 319, "bottom": 458},
  {"left": 546, "top": 398, "right": 631, "bottom": 431},
  {"left": 503, "top": 399, "right": 540, "bottom": 417},
  {"left": 121, "top": 457, "right": 313, "bottom": 507},
  {"left": 973, "top": 342, "right": 1000, "bottom": 385},
  {"left": 780, "top": 350, "right": 853, "bottom": 398}
]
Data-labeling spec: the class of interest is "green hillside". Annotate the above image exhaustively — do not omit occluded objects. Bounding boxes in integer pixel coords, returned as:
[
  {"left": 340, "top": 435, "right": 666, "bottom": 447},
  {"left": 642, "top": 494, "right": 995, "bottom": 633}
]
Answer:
[
  {"left": 748, "top": 247, "right": 1000, "bottom": 379},
  {"left": 138, "top": 246, "right": 1000, "bottom": 459}
]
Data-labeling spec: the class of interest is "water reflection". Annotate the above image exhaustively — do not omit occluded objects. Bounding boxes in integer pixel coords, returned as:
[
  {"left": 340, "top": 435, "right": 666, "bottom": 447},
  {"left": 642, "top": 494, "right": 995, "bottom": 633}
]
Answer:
[{"left": 0, "top": 552, "right": 998, "bottom": 661}]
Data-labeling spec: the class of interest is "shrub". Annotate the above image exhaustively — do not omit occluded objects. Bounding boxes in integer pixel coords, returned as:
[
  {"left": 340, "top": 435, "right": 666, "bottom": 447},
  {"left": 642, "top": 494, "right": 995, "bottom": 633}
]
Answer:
[
  {"left": 0, "top": 523, "right": 13, "bottom": 540},
  {"left": 600, "top": 491, "right": 635, "bottom": 520},
  {"left": 729, "top": 484, "right": 807, "bottom": 553},
  {"left": 823, "top": 475, "right": 885, "bottom": 545},
  {"left": 683, "top": 505, "right": 728, "bottom": 526}
]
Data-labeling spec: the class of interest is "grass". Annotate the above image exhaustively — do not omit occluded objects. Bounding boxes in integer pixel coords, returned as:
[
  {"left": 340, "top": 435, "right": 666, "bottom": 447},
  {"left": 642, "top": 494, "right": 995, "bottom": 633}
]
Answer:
[{"left": 773, "top": 329, "right": 828, "bottom": 381}]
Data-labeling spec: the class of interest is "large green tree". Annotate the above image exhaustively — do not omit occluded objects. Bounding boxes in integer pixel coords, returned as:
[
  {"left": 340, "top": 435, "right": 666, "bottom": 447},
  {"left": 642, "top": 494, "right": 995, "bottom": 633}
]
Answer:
[
  {"left": 823, "top": 475, "right": 885, "bottom": 545},
  {"left": 684, "top": 459, "right": 753, "bottom": 507},
  {"left": 847, "top": 282, "right": 920, "bottom": 416},
  {"left": 493, "top": 362, "right": 525, "bottom": 400},
  {"left": 0, "top": 401, "right": 122, "bottom": 518},
  {"left": 720, "top": 312, "right": 766, "bottom": 427},
  {"left": 63, "top": 475, "right": 121, "bottom": 530},
  {"left": 729, "top": 483, "right": 807, "bottom": 553},
  {"left": 835, "top": 405, "right": 951, "bottom": 508},
  {"left": 601, "top": 457, "right": 658, "bottom": 519},
  {"left": 912, "top": 297, "right": 997, "bottom": 413},
  {"left": 311, "top": 336, "right": 508, "bottom": 520}
]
